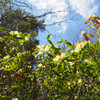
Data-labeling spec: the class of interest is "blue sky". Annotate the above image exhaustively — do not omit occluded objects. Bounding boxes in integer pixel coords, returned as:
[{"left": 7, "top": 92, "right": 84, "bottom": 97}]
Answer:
[{"left": 27, "top": 0, "right": 100, "bottom": 45}]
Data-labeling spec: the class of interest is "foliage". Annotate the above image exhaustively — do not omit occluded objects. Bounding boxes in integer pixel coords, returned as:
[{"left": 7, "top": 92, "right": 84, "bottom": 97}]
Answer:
[
  {"left": 0, "top": 1, "right": 45, "bottom": 99},
  {"left": 34, "top": 36, "right": 100, "bottom": 100},
  {"left": 0, "top": 15, "right": 100, "bottom": 100},
  {"left": 0, "top": 0, "right": 45, "bottom": 36},
  {"left": 34, "top": 15, "right": 100, "bottom": 99},
  {"left": 0, "top": 31, "right": 39, "bottom": 100},
  {"left": 0, "top": 9, "right": 45, "bottom": 34},
  {"left": 0, "top": 0, "right": 45, "bottom": 64}
]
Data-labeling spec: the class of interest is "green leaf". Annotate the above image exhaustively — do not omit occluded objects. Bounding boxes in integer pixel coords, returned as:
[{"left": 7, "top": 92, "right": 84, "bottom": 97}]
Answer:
[
  {"left": 11, "top": 85, "right": 19, "bottom": 88},
  {"left": 97, "top": 28, "right": 100, "bottom": 36},
  {"left": 65, "top": 40, "right": 72, "bottom": 47},
  {"left": 61, "top": 38, "right": 65, "bottom": 42},
  {"left": 89, "top": 42, "right": 94, "bottom": 47},
  {"left": 61, "top": 38, "right": 72, "bottom": 47},
  {"left": 94, "top": 39, "right": 99, "bottom": 47},
  {"left": 48, "top": 40, "right": 54, "bottom": 46},
  {"left": 81, "top": 50, "right": 85, "bottom": 60},
  {"left": 30, "top": 36, "right": 34, "bottom": 42},
  {"left": 47, "top": 52, "right": 53, "bottom": 57},
  {"left": 47, "top": 39, "right": 60, "bottom": 55},
  {"left": 47, "top": 34, "right": 50, "bottom": 41},
  {"left": 73, "top": 65, "right": 76, "bottom": 74}
]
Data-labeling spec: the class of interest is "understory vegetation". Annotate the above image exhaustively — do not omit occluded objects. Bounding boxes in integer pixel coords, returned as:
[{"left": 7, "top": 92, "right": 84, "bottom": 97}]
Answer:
[{"left": 0, "top": 15, "right": 100, "bottom": 100}]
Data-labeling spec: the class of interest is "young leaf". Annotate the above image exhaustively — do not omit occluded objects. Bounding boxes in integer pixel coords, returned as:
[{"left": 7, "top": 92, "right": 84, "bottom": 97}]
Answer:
[
  {"left": 75, "top": 41, "right": 80, "bottom": 45},
  {"left": 84, "top": 18, "right": 91, "bottom": 24},
  {"left": 87, "top": 33, "right": 94, "bottom": 37},
  {"left": 97, "top": 28, "right": 100, "bottom": 36}
]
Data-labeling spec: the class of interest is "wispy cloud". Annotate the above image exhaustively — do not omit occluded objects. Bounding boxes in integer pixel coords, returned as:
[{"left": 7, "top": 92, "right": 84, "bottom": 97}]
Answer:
[
  {"left": 69, "top": 0, "right": 98, "bottom": 18},
  {"left": 29, "top": 0, "right": 98, "bottom": 34},
  {"left": 29, "top": 0, "right": 69, "bottom": 34}
]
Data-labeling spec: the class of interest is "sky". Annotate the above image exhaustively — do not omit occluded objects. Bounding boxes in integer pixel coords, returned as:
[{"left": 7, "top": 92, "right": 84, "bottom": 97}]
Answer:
[{"left": 28, "top": 0, "right": 100, "bottom": 45}]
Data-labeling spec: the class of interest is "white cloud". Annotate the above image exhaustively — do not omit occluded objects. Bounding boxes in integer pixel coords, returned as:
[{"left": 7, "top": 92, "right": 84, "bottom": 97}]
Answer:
[
  {"left": 29, "top": 0, "right": 66, "bottom": 11},
  {"left": 69, "top": 0, "right": 98, "bottom": 18},
  {"left": 29, "top": 0, "right": 98, "bottom": 34},
  {"left": 29, "top": 0, "right": 68, "bottom": 34}
]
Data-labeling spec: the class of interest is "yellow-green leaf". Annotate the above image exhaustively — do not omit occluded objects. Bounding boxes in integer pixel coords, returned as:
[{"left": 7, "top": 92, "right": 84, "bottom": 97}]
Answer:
[
  {"left": 97, "top": 28, "right": 100, "bottom": 36},
  {"left": 90, "top": 24, "right": 95, "bottom": 28}
]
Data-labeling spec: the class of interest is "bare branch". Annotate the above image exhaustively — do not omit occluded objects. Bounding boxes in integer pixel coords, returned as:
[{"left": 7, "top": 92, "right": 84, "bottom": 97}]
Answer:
[
  {"left": 44, "top": 10, "right": 76, "bottom": 26},
  {"left": 77, "top": 82, "right": 82, "bottom": 98},
  {"left": 34, "top": 6, "right": 72, "bottom": 18},
  {"left": 14, "top": 0, "right": 32, "bottom": 9}
]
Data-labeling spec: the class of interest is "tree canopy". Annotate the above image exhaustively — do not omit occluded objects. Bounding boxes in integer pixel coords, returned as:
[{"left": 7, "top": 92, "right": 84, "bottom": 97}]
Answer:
[{"left": 0, "top": 0, "right": 45, "bottom": 36}]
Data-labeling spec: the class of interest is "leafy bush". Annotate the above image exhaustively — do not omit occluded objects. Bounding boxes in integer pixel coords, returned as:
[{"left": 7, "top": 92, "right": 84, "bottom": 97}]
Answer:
[
  {"left": 0, "top": 31, "right": 38, "bottom": 100},
  {"left": 34, "top": 35, "right": 100, "bottom": 100},
  {"left": 34, "top": 15, "right": 100, "bottom": 100},
  {"left": 0, "top": 15, "right": 100, "bottom": 100}
]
